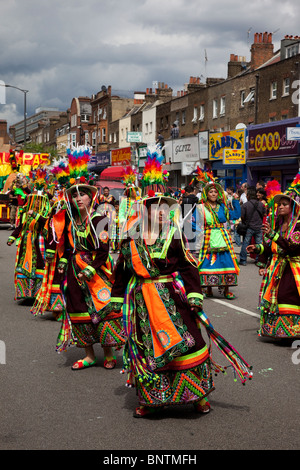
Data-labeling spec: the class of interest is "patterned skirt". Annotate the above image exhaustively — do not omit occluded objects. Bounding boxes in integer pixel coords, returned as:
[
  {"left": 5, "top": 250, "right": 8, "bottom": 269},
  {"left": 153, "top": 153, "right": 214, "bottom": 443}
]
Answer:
[
  {"left": 136, "top": 356, "right": 214, "bottom": 408},
  {"left": 199, "top": 251, "right": 238, "bottom": 287},
  {"left": 259, "top": 311, "right": 300, "bottom": 338},
  {"left": 71, "top": 313, "right": 125, "bottom": 349},
  {"left": 15, "top": 270, "right": 44, "bottom": 301}
]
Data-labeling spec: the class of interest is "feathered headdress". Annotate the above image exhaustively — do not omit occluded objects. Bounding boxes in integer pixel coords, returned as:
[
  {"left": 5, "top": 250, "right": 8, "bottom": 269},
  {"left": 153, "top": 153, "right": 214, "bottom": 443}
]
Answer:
[
  {"left": 51, "top": 160, "right": 70, "bottom": 187},
  {"left": 67, "top": 146, "right": 91, "bottom": 186},
  {"left": 265, "top": 180, "right": 281, "bottom": 204},
  {"left": 140, "top": 145, "right": 170, "bottom": 198},
  {"left": 193, "top": 166, "right": 226, "bottom": 206},
  {"left": 121, "top": 166, "right": 137, "bottom": 188},
  {"left": 29, "top": 168, "right": 49, "bottom": 192}
]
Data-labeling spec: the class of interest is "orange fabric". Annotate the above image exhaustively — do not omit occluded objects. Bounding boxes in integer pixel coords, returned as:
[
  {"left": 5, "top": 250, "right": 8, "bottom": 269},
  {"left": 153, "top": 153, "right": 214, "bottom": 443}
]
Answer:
[
  {"left": 75, "top": 252, "right": 111, "bottom": 313},
  {"left": 53, "top": 209, "right": 66, "bottom": 241},
  {"left": 22, "top": 231, "right": 33, "bottom": 274},
  {"left": 141, "top": 282, "right": 184, "bottom": 358},
  {"left": 130, "top": 240, "right": 183, "bottom": 358}
]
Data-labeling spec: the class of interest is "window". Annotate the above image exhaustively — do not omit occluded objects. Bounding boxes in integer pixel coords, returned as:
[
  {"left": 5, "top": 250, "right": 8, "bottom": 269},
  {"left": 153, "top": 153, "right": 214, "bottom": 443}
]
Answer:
[
  {"left": 212, "top": 99, "right": 218, "bottom": 118},
  {"left": 220, "top": 97, "right": 226, "bottom": 115},
  {"left": 182, "top": 110, "right": 186, "bottom": 125},
  {"left": 283, "top": 77, "right": 290, "bottom": 96},
  {"left": 81, "top": 114, "right": 90, "bottom": 122},
  {"left": 102, "top": 128, "right": 106, "bottom": 143},
  {"left": 270, "top": 81, "right": 277, "bottom": 99},
  {"left": 286, "top": 43, "right": 300, "bottom": 58},
  {"left": 192, "top": 107, "right": 197, "bottom": 123},
  {"left": 199, "top": 105, "right": 204, "bottom": 121},
  {"left": 240, "top": 90, "right": 246, "bottom": 107},
  {"left": 244, "top": 89, "right": 255, "bottom": 103},
  {"left": 92, "top": 132, "right": 96, "bottom": 146}
]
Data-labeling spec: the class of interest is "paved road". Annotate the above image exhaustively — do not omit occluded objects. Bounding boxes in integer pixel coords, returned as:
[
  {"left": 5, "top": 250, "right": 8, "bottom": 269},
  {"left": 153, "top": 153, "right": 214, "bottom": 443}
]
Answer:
[{"left": 0, "top": 225, "right": 299, "bottom": 452}]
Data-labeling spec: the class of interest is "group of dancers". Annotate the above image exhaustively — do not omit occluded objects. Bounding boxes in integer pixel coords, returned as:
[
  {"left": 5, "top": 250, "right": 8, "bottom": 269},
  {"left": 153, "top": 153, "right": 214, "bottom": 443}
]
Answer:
[{"left": 5, "top": 145, "right": 300, "bottom": 418}]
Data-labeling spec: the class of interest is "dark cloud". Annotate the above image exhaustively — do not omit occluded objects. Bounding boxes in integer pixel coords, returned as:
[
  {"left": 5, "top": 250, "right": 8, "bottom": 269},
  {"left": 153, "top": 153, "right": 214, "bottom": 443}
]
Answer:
[{"left": 0, "top": 0, "right": 300, "bottom": 127}]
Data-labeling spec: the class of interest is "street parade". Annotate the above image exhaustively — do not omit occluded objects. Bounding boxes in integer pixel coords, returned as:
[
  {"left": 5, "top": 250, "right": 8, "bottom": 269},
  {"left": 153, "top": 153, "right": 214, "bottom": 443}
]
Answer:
[{"left": 1, "top": 142, "right": 300, "bottom": 437}]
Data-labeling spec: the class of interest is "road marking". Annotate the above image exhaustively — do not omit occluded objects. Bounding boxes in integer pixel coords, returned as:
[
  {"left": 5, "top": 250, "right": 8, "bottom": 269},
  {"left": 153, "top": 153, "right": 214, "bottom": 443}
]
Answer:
[{"left": 210, "top": 298, "right": 260, "bottom": 318}]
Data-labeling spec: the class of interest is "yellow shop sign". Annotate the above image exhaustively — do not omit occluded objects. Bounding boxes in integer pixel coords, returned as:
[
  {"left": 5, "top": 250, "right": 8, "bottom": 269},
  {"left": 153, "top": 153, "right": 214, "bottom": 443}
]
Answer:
[
  {"left": 223, "top": 149, "right": 246, "bottom": 165},
  {"left": 209, "top": 129, "right": 245, "bottom": 160}
]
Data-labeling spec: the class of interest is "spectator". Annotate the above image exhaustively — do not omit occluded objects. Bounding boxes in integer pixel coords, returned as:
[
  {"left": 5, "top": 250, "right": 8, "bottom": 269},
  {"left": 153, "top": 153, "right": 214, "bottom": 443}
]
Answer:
[
  {"left": 239, "top": 183, "right": 248, "bottom": 205},
  {"left": 256, "top": 180, "right": 266, "bottom": 190},
  {"left": 239, "top": 186, "right": 266, "bottom": 266},
  {"left": 170, "top": 123, "right": 179, "bottom": 139},
  {"left": 181, "top": 185, "right": 199, "bottom": 250}
]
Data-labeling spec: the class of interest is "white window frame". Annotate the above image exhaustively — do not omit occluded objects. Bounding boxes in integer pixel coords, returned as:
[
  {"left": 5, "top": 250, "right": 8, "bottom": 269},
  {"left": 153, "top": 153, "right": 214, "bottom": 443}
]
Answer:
[
  {"left": 244, "top": 89, "right": 255, "bottom": 103},
  {"left": 192, "top": 107, "right": 197, "bottom": 123},
  {"left": 270, "top": 81, "right": 277, "bottom": 100},
  {"left": 212, "top": 99, "right": 218, "bottom": 118},
  {"left": 282, "top": 77, "right": 290, "bottom": 96},
  {"left": 199, "top": 105, "right": 204, "bottom": 121},
  {"left": 220, "top": 96, "right": 226, "bottom": 116},
  {"left": 240, "top": 90, "right": 246, "bottom": 107}
]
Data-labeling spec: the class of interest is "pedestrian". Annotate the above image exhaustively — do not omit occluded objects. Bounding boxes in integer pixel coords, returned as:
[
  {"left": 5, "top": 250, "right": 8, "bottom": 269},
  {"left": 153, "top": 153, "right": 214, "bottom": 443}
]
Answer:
[
  {"left": 195, "top": 168, "right": 240, "bottom": 299},
  {"left": 110, "top": 149, "right": 252, "bottom": 418},
  {"left": 239, "top": 186, "right": 265, "bottom": 266},
  {"left": 54, "top": 147, "right": 125, "bottom": 369},
  {"left": 247, "top": 174, "right": 300, "bottom": 339}
]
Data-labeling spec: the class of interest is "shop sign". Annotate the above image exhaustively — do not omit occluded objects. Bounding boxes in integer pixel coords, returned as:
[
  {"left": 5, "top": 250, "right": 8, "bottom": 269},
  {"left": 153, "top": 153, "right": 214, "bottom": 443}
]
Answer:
[
  {"left": 96, "top": 151, "right": 110, "bottom": 166},
  {"left": 127, "top": 132, "right": 143, "bottom": 143},
  {"left": 165, "top": 135, "right": 199, "bottom": 163},
  {"left": 209, "top": 129, "right": 245, "bottom": 160},
  {"left": 111, "top": 147, "right": 131, "bottom": 166},
  {"left": 223, "top": 149, "right": 246, "bottom": 165},
  {"left": 0, "top": 152, "right": 49, "bottom": 167},
  {"left": 286, "top": 127, "right": 300, "bottom": 140},
  {"left": 199, "top": 131, "right": 209, "bottom": 160},
  {"left": 248, "top": 121, "right": 299, "bottom": 158}
]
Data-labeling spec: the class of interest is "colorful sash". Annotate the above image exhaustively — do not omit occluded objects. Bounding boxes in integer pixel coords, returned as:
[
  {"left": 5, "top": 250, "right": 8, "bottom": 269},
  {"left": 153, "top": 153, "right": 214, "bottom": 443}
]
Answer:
[{"left": 130, "top": 239, "right": 184, "bottom": 358}]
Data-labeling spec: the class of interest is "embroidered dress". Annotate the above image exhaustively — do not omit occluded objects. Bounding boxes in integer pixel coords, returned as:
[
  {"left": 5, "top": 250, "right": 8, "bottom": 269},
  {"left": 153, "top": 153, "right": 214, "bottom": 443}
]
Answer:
[
  {"left": 257, "top": 223, "right": 300, "bottom": 338},
  {"left": 197, "top": 203, "right": 239, "bottom": 287},
  {"left": 55, "top": 212, "right": 125, "bottom": 352},
  {"left": 8, "top": 212, "right": 47, "bottom": 301},
  {"left": 111, "top": 227, "right": 215, "bottom": 408}
]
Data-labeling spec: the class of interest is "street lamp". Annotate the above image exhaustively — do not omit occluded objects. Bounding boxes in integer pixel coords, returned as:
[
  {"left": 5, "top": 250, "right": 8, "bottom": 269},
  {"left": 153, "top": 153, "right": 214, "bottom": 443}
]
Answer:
[{"left": 0, "top": 83, "right": 29, "bottom": 145}]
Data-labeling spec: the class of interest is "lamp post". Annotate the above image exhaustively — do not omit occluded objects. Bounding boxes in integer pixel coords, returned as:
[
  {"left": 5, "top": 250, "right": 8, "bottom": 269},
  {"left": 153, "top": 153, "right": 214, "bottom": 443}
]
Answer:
[{"left": 1, "top": 84, "right": 29, "bottom": 145}]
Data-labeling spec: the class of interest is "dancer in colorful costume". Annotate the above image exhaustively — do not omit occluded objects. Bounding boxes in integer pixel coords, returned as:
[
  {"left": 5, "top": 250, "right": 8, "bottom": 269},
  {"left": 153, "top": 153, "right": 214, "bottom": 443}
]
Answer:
[
  {"left": 53, "top": 146, "right": 125, "bottom": 370},
  {"left": 31, "top": 160, "right": 69, "bottom": 319},
  {"left": 195, "top": 168, "right": 239, "bottom": 299},
  {"left": 7, "top": 169, "right": 50, "bottom": 301},
  {"left": 110, "top": 146, "right": 252, "bottom": 418},
  {"left": 247, "top": 176, "right": 300, "bottom": 339},
  {"left": 118, "top": 166, "right": 140, "bottom": 239}
]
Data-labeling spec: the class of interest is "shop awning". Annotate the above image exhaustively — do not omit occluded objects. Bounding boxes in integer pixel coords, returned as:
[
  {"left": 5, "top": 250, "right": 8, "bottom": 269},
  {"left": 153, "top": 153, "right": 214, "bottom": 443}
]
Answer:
[{"left": 99, "top": 166, "right": 125, "bottom": 180}]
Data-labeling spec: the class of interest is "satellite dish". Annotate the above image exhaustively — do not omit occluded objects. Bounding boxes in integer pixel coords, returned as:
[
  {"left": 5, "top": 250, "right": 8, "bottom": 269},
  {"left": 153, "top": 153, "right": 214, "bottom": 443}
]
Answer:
[
  {"left": 235, "top": 123, "right": 247, "bottom": 129},
  {"left": 101, "top": 86, "right": 107, "bottom": 93}
]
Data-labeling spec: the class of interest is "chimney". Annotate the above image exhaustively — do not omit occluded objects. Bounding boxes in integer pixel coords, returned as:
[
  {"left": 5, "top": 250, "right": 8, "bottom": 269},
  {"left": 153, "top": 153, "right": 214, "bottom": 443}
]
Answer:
[
  {"left": 250, "top": 31, "right": 274, "bottom": 70},
  {"left": 227, "top": 54, "right": 248, "bottom": 78}
]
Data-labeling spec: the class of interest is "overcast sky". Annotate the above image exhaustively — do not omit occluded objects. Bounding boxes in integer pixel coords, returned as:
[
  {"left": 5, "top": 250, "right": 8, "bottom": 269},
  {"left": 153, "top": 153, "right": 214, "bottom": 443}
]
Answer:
[{"left": 0, "top": 0, "right": 300, "bottom": 128}]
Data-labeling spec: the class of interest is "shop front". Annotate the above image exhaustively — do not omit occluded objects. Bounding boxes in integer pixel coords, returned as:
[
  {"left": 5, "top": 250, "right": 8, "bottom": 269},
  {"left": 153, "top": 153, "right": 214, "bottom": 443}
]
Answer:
[
  {"left": 164, "top": 135, "right": 203, "bottom": 189},
  {"left": 247, "top": 118, "right": 300, "bottom": 191},
  {"left": 208, "top": 129, "right": 247, "bottom": 189}
]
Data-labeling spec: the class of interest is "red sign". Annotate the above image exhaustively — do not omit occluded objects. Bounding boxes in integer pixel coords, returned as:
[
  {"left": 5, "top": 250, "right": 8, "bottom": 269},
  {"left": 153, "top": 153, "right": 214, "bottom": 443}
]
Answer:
[
  {"left": 0, "top": 152, "right": 49, "bottom": 166},
  {"left": 111, "top": 147, "right": 131, "bottom": 166}
]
